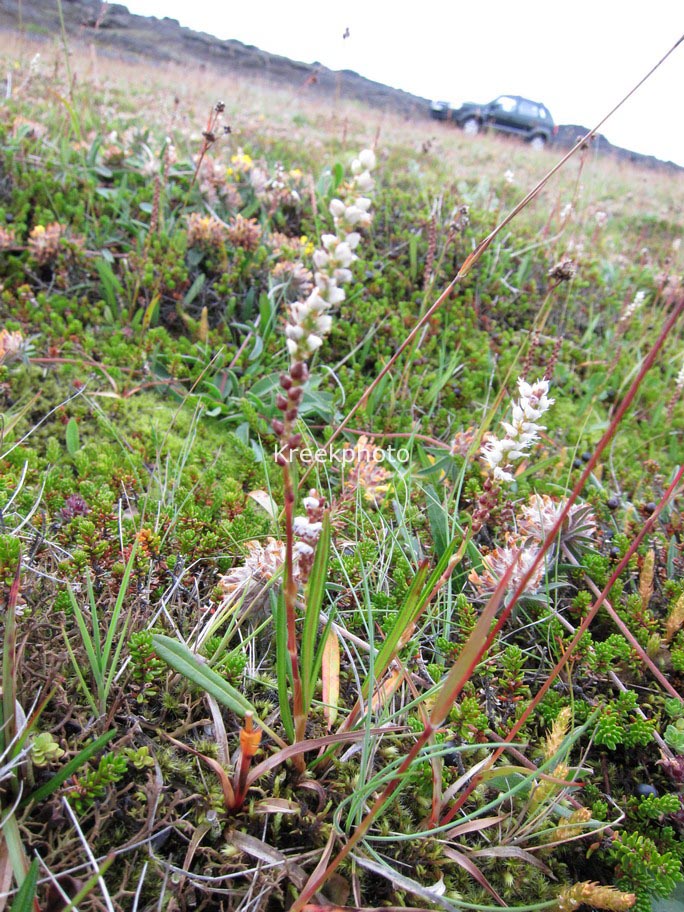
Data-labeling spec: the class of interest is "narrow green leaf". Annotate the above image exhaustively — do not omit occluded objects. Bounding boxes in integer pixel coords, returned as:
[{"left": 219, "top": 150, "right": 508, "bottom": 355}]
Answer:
[
  {"left": 360, "top": 537, "right": 460, "bottom": 704},
  {"left": 332, "top": 162, "right": 344, "bottom": 190},
  {"left": 409, "top": 232, "right": 418, "bottom": 282},
  {"left": 183, "top": 272, "right": 206, "bottom": 306},
  {"left": 1, "top": 808, "right": 28, "bottom": 885},
  {"left": 1, "top": 553, "right": 21, "bottom": 755},
  {"left": 273, "top": 590, "right": 295, "bottom": 741},
  {"left": 425, "top": 484, "right": 449, "bottom": 559},
  {"left": 248, "top": 334, "right": 264, "bottom": 362},
  {"left": 62, "top": 628, "right": 99, "bottom": 716},
  {"left": 258, "top": 291, "right": 277, "bottom": 343},
  {"left": 65, "top": 417, "right": 80, "bottom": 455},
  {"left": 363, "top": 560, "right": 429, "bottom": 699},
  {"left": 309, "top": 612, "right": 335, "bottom": 710},
  {"left": 95, "top": 258, "right": 122, "bottom": 311},
  {"left": 142, "top": 294, "right": 160, "bottom": 332},
  {"left": 101, "top": 542, "right": 139, "bottom": 686},
  {"left": 301, "top": 512, "right": 331, "bottom": 711},
  {"left": 59, "top": 855, "right": 115, "bottom": 912},
  {"left": 151, "top": 635, "right": 254, "bottom": 717},
  {"left": 9, "top": 858, "right": 38, "bottom": 912},
  {"left": 84, "top": 571, "right": 102, "bottom": 661}
]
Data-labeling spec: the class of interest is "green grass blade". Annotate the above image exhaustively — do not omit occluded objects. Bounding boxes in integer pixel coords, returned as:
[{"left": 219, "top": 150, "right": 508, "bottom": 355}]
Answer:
[
  {"left": 273, "top": 590, "right": 295, "bottom": 741},
  {"left": 151, "top": 635, "right": 255, "bottom": 717},
  {"left": 360, "top": 537, "right": 459, "bottom": 702},
  {"left": 59, "top": 855, "right": 115, "bottom": 912},
  {"left": 101, "top": 541, "right": 138, "bottom": 674},
  {"left": 67, "top": 584, "right": 101, "bottom": 690},
  {"left": 84, "top": 571, "right": 102, "bottom": 663},
  {"left": 103, "top": 605, "right": 136, "bottom": 703},
  {"left": 1, "top": 812, "right": 29, "bottom": 888},
  {"left": 9, "top": 858, "right": 38, "bottom": 912},
  {"left": 62, "top": 624, "right": 99, "bottom": 716},
  {"left": 1, "top": 549, "right": 21, "bottom": 754},
  {"left": 300, "top": 512, "right": 331, "bottom": 713}
]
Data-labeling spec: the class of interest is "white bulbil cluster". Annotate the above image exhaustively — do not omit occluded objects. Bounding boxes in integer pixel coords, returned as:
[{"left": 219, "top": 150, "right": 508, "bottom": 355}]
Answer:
[
  {"left": 620, "top": 289, "right": 646, "bottom": 326},
  {"left": 293, "top": 492, "right": 325, "bottom": 560},
  {"left": 482, "top": 377, "right": 555, "bottom": 483},
  {"left": 284, "top": 149, "right": 376, "bottom": 364},
  {"left": 676, "top": 361, "right": 684, "bottom": 392}
]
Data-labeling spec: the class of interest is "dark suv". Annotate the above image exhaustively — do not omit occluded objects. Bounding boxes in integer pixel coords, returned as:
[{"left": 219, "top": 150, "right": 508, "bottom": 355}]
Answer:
[{"left": 430, "top": 95, "right": 557, "bottom": 149}]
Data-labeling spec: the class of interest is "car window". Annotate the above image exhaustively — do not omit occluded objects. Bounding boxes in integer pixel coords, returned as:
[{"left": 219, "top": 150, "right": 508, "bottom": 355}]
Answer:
[
  {"left": 518, "top": 100, "right": 539, "bottom": 118},
  {"left": 494, "top": 96, "right": 517, "bottom": 113},
  {"left": 538, "top": 107, "right": 547, "bottom": 119}
]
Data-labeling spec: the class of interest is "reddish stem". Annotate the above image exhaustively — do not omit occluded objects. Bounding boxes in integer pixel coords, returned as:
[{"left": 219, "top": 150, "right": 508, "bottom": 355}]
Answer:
[
  {"left": 440, "top": 463, "right": 684, "bottom": 826},
  {"left": 282, "top": 462, "right": 306, "bottom": 767}
]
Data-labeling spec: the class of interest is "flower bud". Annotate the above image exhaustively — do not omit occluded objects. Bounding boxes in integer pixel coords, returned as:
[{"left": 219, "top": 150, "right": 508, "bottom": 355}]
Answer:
[
  {"left": 358, "top": 148, "right": 376, "bottom": 170},
  {"left": 290, "top": 361, "right": 308, "bottom": 381}
]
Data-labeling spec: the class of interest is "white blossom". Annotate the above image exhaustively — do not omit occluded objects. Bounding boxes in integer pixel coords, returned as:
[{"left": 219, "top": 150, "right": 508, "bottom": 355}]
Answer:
[
  {"left": 676, "top": 360, "right": 684, "bottom": 391},
  {"left": 481, "top": 377, "right": 554, "bottom": 484},
  {"left": 620, "top": 289, "right": 646, "bottom": 326},
  {"left": 285, "top": 149, "right": 376, "bottom": 364},
  {"left": 356, "top": 148, "right": 376, "bottom": 171}
]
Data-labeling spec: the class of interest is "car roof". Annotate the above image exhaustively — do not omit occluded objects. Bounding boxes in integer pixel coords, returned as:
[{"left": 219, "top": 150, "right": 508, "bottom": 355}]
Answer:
[
  {"left": 495, "top": 95, "right": 548, "bottom": 107},
  {"left": 493, "top": 95, "right": 554, "bottom": 118}
]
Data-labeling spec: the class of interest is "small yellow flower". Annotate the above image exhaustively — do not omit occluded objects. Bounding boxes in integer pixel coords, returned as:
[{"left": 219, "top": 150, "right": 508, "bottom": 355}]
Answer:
[
  {"left": 230, "top": 150, "right": 253, "bottom": 173},
  {"left": 300, "top": 235, "right": 315, "bottom": 257}
]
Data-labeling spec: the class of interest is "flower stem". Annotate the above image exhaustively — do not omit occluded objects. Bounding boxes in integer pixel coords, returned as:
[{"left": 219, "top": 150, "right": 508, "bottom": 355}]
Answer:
[{"left": 282, "top": 461, "right": 306, "bottom": 769}]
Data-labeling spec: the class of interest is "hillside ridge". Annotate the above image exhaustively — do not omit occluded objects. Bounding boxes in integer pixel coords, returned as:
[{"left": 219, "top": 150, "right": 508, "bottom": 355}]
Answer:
[{"left": 1, "top": 0, "right": 680, "bottom": 171}]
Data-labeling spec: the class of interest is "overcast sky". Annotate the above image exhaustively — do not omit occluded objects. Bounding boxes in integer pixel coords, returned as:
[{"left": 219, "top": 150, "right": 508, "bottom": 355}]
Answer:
[{"left": 123, "top": 0, "right": 684, "bottom": 166}]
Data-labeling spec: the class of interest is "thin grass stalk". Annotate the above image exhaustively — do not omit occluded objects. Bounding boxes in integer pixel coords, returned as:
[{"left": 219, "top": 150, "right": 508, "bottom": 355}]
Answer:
[
  {"left": 292, "top": 298, "right": 684, "bottom": 912},
  {"left": 337, "top": 544, "right": 464, "bottom": 738},
  {"left": 55, "top": 0, "right": 75, "bottom": 106},
  {"left": 439, "top": 462, "right": 684, "bottom": 826}
]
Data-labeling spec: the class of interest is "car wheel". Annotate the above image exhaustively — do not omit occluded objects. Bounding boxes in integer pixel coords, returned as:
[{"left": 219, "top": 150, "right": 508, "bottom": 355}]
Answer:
[
  {"left": 462, "top": 117, "right": 480, "bottom": 136},
  {"left": 529, "top": 135, "right": 546, "bottom": 151}
]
